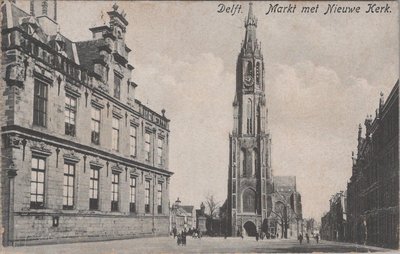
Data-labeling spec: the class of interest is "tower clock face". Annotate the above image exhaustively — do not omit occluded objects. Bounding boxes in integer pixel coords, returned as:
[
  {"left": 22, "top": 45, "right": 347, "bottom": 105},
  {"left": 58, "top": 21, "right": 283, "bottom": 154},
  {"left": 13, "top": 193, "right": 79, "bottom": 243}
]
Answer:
[{"left": 244, "top": 75, "right": 253, "bottom": 87}]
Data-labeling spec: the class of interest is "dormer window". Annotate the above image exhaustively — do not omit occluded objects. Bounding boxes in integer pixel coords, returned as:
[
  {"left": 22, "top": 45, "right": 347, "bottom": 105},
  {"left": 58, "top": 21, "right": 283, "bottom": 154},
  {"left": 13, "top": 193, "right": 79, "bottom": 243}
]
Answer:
[{"left": 27, "top": 24, "right": 35, "bottom": 35}]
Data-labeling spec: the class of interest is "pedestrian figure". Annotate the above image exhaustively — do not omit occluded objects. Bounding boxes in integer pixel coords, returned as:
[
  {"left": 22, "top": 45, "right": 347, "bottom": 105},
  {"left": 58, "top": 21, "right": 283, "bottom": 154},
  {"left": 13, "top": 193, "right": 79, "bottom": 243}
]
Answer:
[
  {"left": 315, "top": 234, "right": 319, "bottom": 244},
  {"left": 182, "top": 230, "right": 187, "bottom": 246},
  {"left": 298, "top": 234, "right": 303, "bottom": 244},
  {"left": 177, "top": 233, "right": 182, "bottom": 246},
  {"left": 260, "top": 232, "right": 264, "bottom": 240},
  {"left": 173, "top": 227, "right": 177, "bottom": 239},
  {"left": 306, "top": 233, "right": 310, "bottom": 243},
  {"left": 256, "top": 232, "right": 259, "bottom": 241}
]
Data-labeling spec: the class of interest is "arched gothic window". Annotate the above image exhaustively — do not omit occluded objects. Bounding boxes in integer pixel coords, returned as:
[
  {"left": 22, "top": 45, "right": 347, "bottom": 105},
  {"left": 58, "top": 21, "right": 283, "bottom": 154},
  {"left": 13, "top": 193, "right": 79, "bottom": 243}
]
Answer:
[
  {"left": 247, "top": 99, "right": 252, "bottom": 134},
  {"left": 256, "top": 62, "right": 261, "bottom": 85},
  {"left": 257, "top": 105, "right": 261, "bottom": 134},
  {"left": 240, "top": 149, "right": 245, "bottom": 176},
  {"left": 252, "top": 149, "right": 257, "bottom": 176},
  {"left": 247, "top": 61, "right": 253, "bottom": 76},
  {"left": 242, "top": 188, "right": 256, "bottom": 213}
]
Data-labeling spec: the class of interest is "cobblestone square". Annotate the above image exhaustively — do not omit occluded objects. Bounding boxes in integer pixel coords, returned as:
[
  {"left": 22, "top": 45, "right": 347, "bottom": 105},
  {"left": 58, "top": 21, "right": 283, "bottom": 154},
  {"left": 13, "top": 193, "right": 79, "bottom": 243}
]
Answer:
[{"left": 1, "top": 237, "right": 394, "bottom": 254}]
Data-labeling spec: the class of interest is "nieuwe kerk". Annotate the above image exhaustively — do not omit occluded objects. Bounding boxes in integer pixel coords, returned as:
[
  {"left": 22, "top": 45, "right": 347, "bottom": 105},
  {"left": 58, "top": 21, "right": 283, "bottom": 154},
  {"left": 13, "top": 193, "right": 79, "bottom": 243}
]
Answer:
[
  {"left": 227, "top": 4, "right": 303, "bottom": 238},
  {"left": 1, "top": 0, "right": 172, "bottom": 246}
]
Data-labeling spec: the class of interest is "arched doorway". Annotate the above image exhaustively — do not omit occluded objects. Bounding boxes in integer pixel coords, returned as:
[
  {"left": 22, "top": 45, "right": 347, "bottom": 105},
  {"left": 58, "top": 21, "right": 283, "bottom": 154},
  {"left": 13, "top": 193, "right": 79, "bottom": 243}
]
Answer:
[{"left": 243, "top": 221, "right": 257, "bottom": 236}]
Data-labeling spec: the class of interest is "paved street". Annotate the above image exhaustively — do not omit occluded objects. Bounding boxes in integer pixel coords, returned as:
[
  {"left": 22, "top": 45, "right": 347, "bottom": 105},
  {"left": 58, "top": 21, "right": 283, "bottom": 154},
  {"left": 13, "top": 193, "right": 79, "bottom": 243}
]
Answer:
[{"left": 1, "top": 236, "right": 394, "bottom": 254}]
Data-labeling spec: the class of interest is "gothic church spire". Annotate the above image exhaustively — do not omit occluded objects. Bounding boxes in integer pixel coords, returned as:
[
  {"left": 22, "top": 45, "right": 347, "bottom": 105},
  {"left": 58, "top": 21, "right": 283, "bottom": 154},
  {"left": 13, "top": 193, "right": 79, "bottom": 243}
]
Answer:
[{"left": 243, "top": 3, "right": 258, "bottom": 52}]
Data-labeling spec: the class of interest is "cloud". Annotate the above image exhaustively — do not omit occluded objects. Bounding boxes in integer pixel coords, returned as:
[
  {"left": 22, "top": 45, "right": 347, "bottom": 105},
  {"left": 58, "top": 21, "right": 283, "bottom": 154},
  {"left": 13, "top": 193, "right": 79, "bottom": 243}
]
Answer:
[
  {"left": 267, "top": 61, "right": 390, "bottom": 219},
  {"left": 135, "top": 53, "right": 393, "bottom": 220}
]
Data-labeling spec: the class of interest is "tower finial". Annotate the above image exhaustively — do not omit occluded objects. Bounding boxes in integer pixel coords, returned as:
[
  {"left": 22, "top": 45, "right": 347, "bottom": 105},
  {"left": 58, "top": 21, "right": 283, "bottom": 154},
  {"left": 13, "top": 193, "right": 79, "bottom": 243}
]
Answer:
[
  {"left": 379, "top": 91, "right": 384, "bottom": 108},
  {"left": 243, "top": 3, "right": 258, "bottom": 51},
  {"left": 245, "top": 2, "right": 257, "bottom": 27}
]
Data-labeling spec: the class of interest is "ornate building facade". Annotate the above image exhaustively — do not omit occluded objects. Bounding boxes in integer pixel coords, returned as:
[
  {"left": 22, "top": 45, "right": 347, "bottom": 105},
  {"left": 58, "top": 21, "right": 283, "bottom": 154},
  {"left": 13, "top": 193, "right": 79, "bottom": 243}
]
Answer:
[
  {"left": 1, "top": 0, "right": 172, "bottom": 246},
  {"left": 346, "top": 81, "right": 399, "bottom": 249},
  {"left": 226, "top": 4, "right": 303, "bottom": 238}
]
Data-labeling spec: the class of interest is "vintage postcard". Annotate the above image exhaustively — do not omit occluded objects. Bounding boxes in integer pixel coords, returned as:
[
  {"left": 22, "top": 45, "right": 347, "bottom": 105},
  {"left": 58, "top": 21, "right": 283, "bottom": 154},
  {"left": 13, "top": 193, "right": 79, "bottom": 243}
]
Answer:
[{"left": 0, "top": 0, "right": 398, "bottom": 253}]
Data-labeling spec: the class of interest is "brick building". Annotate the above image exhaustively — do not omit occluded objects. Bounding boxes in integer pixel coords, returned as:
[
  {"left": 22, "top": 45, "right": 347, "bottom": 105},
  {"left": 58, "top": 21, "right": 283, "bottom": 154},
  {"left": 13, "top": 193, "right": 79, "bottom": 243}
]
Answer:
[
  {"left": 1, "top": 0, "right": 172, "bottom": 246},
  {"left": 346, "top": 81, "right": 398, "bottom": 249},
  {"left": 320, "top": 191, "right": 347, "bottom": 242}
]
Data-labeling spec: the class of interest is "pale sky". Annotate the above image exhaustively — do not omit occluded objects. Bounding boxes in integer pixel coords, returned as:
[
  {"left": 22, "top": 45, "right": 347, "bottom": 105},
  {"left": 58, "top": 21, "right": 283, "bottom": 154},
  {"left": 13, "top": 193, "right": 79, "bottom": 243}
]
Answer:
[{"left": 18, "top": 1, "right": 399, "bottom": 220}]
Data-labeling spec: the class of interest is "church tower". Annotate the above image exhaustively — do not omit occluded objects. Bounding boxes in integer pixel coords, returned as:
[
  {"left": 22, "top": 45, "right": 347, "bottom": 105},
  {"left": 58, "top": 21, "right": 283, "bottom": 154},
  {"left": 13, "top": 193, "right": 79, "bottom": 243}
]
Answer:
[{"left": 227, "top": 3, "right": 273, "bottom": 237}]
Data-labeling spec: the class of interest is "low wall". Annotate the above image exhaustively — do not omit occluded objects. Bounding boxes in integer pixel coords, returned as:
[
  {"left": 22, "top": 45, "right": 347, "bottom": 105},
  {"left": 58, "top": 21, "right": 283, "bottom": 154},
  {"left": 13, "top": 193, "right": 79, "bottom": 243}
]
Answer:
[{"left": 11, "top": 213, "right": 169, "bottom": 246}]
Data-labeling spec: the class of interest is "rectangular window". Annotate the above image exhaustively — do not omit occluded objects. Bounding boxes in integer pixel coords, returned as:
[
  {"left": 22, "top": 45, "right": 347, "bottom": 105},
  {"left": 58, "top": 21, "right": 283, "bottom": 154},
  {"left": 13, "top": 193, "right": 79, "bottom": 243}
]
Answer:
[
  {"left": 89, "top": 168, "right": 99, "bottom": 210},
  {"left": 157, "top": 138, "right": 163, "bottom": 165},
  {"left": 112, "top": 117, "right": 119, "bottom": 151},
  {"left": 111, "top": 173, "right": 119, "bottom": 212},
  {"left": 232, "top": 180, "right": 236, "bottom": 193},
  {"left": 114, "top": 73, "right": 121, "bottom": 99},
  {"left": 144, "top": 133, "right": 151, "bottom": 161},
  {"left": 130, "top": 126, "right": 137, "bottom": 157},
  {"left": 31, "top": 157, "right": 45, "bottom": 209},
  {"left": 232, "top": 195, "right": 236, "bottom": 209},
  {"left": 91, "top": 107, "right": 101, "bottom": 144},
  {"left": 63, "top": 163, "right": 75, "bottom": 210},
  {"left": 157, "top": 183, "right": 162, "bottom": 214},
  {"left": 65, "top": 95, "right": 77, "bottom": 136},
  {"left": 130, "top": 177, "right": 136, "bottom": 213},
  {"left": 33, "top": 80, "right": 48, "bottom": 127},
  {"left": 145, "top": 180, "right": 150, "bottom": 213}
]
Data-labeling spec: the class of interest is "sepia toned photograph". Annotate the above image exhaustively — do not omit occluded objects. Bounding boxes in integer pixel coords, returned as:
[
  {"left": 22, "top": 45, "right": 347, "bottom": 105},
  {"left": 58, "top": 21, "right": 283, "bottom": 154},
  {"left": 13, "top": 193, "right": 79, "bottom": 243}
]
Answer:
[{"left": 0, "top": 0, "right": 398, "bottom": 253}]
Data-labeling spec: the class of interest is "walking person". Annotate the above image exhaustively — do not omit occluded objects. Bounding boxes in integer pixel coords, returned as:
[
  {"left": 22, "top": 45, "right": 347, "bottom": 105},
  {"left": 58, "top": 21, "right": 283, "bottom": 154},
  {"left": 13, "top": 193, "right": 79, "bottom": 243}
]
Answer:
[
  {"left": 298, "top": 234, "right": 303, "bottom": 244},
  {"left": 306, "top": 233, "right": 310, "bottom": 244},
  {"left": 256, "top": 232, "right": 259, "bottom": 241},
  {"left": 315, "top": 233, "right": 319, "bottom": 244},
  {"left": 177, "top": 233, "right": 181, "bottom": 246},
  {"left": 173, "top": 227, "right": 177, "bottom": 239},
  {"left": 182, "top": 230, "right": 187, "bottom": 246}
]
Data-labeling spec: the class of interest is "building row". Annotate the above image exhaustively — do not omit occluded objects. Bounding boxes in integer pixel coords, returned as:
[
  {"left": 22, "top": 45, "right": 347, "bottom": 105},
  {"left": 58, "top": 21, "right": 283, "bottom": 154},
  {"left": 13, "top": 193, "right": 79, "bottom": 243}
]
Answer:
[
  {"left": 1, "top": 0, "right": 172, "bottom": 246},
  {"left": 320, "top": 191, "right": 347, "bottom": 242},
  {"left": 321, "top": 80, "right": 398, "bottom": 249}
]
